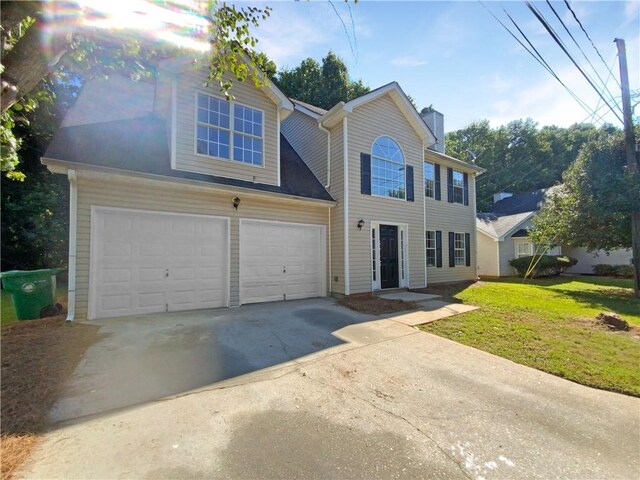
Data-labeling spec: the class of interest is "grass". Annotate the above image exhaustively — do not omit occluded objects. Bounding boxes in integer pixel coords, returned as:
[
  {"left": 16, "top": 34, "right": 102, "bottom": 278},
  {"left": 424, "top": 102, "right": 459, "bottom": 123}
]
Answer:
[
  {"left": 1, "top": 283, "right": 68, "bottom": 327},
  {"left": 420, "top": 276, "right": 640, "bottom": 396}
]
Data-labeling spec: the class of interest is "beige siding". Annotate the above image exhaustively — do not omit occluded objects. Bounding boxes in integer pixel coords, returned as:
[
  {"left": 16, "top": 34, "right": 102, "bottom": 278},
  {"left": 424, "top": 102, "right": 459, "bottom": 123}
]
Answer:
[
  {"left": 173, "top": 68, "right": 279, "bottom": 185},
  {"left": 477, "top": 231, "right": 499, "bottom": 276},
  {"left": 328, "top": 125, "right": 345, "bottom": 294},
  {"left": 347, "top": 95, "right": 426, "bottom": 293},
  {"left": 281, "top": 111, "right": 327, "bottom": 185},
  {"left": 74, "top": 172, "right": 329, "bottom": 320},
  {"left": 424, "top": 154, "right": 478, "bottom": 283}
]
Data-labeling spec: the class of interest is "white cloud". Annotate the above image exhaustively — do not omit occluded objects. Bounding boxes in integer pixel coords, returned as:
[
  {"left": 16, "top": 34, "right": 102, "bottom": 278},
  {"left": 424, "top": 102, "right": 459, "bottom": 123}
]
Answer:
[
  {"left": 390, "top": 55, "right": 428, "bottom": 68},
  {"left": 622, "top": 1, "right": 640, "bottom": 27}
]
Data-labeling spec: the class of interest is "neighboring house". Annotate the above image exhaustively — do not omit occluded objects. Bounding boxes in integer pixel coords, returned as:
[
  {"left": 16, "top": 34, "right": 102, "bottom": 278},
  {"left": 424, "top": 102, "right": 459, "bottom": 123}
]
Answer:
[
  {"left": 43, "top": 57, "right": 483, "bottom": 321},
  {"left": 476, "top": 189, "right": 632, "bottom": 276}
]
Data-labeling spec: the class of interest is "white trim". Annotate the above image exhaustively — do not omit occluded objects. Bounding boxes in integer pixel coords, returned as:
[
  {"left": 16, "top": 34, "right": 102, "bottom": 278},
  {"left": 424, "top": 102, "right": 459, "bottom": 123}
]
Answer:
[
  {"left": 498, "top": 211, "right": 537, "bottom": 241},
  {"left": 370, "top": 135, "right": 408, "bottom": 201},
  {"left": 318, "top": 122, "right": 331, "bottom": 188},
  {"left": 328, "top": 207, "right": 332, "bottom": 294},
  {"left": 193, "top": 89, "right": 266, "bottom": 169},
  {"left": 42, "top": 159, "right": 336, "bottom": 207},
  {"left": 66, "top": 170, "right": 77, "bottom": 321},
  {"left": 370, "top": 221, "right": 410, "bottom": 290},
  {"left": 238, "top": 218, "right": 327, "bottom": 305},
  {"left": 343, "top": 117, "right": 350, "bottom": 296},
  {"left": 88, "top": 206, "right": 231, "bottom": 320},
  {"left": 171, "top": 76, "right": 177, "bottom": 169},
  {"left": 276, "top": 109, "right": 281, "bottom": 187},
  {"left": 423, "top": 141, "right": 428, "bottom": 287},
  {"left": 293, "top": 102, "right": 323, "bottom": 120},
  {"left": 424, "top": 148, "right": 486, "bottom": 175}
]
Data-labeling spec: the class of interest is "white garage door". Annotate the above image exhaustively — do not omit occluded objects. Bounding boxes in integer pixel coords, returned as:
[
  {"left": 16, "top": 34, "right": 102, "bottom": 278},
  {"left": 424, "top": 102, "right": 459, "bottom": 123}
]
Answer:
[
  {"left": 240, "top": 220, "right": 326, "bottom": 305},
  {"left": 89, "top": 207, "right": 229, "bottom": 319}
]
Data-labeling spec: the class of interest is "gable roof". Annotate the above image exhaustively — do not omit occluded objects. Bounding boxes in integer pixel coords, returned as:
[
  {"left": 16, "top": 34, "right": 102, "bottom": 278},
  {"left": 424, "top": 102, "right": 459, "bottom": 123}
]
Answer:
[
  {"left": 489, "top": 187, "right": 560, "bottom": 216},
  {"left": 42, "top": 115, "right": 334, "bottom": 203},
  {"left": 476, "top": 211, "right": 535, "bottom": 240},
  {"left": 291, "top": 99, "right": 327, "bottom": 118}
]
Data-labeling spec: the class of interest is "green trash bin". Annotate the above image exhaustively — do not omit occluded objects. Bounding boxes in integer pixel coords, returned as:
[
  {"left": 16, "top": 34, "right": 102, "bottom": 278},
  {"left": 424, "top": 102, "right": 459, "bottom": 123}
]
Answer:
[{"left": 0, "top": 269, "right": 63, "bottom": 320}]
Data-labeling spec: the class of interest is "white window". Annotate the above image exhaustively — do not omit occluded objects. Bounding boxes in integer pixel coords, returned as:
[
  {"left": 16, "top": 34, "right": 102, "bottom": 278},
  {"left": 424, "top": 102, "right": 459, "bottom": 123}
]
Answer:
[
  {"left": 454, "top": 233, "right": 466, "bottom": 266},
  {"left": 371, "top": 228, "right": 377, "bottom": 282},
  {"left": 452, "top": 170, "right": 464, "bottom": 204},
  {"left": 371, "top": 136, "right": 405, "bottom": 199},
  {"left": 517, "top": 242, "right": 534, "bottom": 258},
  {"left": 196, "top": 92, "right": 263, "bottom": 166},
  {"left": 424, "top": 162, "right": 435, "bottom": 198},
  {"left": 426, "top": 231, "right": 436, "bottom": 267}
]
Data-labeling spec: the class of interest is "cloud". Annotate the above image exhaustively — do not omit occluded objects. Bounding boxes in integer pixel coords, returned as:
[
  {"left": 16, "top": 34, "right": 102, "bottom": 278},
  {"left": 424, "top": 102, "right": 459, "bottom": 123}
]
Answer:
[{"left": 390, "top": 55, "right": 428, "bottom": 68}]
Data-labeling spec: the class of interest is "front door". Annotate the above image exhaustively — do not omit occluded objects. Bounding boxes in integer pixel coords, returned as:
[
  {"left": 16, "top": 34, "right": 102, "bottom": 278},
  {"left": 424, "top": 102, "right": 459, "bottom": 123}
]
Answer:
[{"left": 379, "top": 224, "right": 399, "bottom": 289}]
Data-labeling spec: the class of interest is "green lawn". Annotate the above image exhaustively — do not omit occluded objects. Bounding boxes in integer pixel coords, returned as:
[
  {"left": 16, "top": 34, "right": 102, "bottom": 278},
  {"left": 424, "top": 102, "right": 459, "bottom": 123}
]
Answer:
[
  {"left": 1, "top": 283, "right": 68, "bottom": 327},
  {"left": 420, "top": 276, "right": 640, "bottom": 396}
]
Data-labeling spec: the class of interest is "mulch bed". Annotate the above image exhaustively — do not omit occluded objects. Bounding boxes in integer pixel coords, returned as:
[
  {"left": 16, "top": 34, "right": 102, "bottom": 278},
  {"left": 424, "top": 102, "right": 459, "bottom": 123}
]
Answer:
[
  {"left": 338, "top": 296, "right": 419, "bottom": 315},
  {"left": 411, "top": 280, "right": 479, "bottom": 299},
  {"left": 1, "top": 315, "right": 103, "bottom": 478}
]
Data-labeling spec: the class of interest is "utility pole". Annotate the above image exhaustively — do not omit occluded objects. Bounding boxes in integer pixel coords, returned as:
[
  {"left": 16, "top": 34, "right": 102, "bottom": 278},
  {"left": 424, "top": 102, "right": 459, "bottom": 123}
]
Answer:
[{"left": 615, "top": 38, "right": 640, "bottom": 297}]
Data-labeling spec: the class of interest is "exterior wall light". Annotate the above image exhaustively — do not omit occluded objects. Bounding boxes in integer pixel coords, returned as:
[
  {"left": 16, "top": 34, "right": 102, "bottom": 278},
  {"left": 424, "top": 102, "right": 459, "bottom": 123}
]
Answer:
[
  {"left": 232, "top": 197, "right": 241, "bottom": 210},
  {"left": 357, "top": 219, "right": 365, "bottom": 230}
]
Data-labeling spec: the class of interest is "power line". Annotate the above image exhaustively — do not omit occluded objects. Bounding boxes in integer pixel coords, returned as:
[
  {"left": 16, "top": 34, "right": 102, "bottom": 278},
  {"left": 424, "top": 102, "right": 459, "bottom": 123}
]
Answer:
[
  {"left": 526, "top": 1, "right": 624, "bottom": 125},
  {"left": 479, "top": 1, "right": 600, "bottom": 122},
  {"left": 544, "top": 0, "right": 621, "bottom": 114},
  {"left": 563, "top": 0, "right": 620, "bottom": 89}
]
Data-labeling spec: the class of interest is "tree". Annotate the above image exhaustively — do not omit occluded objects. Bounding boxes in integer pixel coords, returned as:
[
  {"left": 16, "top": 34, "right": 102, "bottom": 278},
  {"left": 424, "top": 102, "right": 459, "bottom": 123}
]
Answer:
[
  {"left": 275, "top": 51, "right": 369, "bottom": 109},
  {"left": 530, "top": 132, "right": 640, "bottom": 255},
  {"left": 1, "top": 0, "right": 273, "bottom": 179}
]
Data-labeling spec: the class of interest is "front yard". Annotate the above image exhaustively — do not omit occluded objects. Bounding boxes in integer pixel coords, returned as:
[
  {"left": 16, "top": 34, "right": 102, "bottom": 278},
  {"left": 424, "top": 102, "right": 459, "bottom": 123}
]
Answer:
[{"left": 420, "top": 276, "right": 640, "bottom": 396}]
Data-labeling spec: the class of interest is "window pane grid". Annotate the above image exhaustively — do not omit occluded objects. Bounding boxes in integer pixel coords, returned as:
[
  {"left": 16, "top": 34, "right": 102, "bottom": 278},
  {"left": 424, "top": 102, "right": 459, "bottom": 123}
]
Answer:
[
  {"left": 372, "top": 228, "right": 377, "bottom": 282},
  {"left": 452, "top": 170, "right": 464, "bottom": 204},
  {"left": 454, "top": 232, "right": 465, "bottom": 266},
  {"left": 424, "top": 162, "right": 434, "bottom": 198},
  {"left": 426, "top": 230, "right": 436, "bottom": 267},
  {"left": 371, "top": 136, "right": 405, "bottom": 199}
]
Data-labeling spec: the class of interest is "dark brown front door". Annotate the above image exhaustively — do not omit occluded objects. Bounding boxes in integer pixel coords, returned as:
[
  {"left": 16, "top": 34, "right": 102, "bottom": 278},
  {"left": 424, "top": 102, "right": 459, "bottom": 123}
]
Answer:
[{"left": 379, "top": 224, "right": 399, "bottom": 289}]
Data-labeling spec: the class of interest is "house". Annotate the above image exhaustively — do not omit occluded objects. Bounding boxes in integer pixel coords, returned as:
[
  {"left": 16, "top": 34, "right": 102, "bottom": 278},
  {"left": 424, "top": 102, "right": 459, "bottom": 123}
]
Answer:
[
  {"left": 42, "top": 57, "right": 484, "bottom": 321},
  {"left": 476, "top": 189, "right": 632, "bottom": 276}
]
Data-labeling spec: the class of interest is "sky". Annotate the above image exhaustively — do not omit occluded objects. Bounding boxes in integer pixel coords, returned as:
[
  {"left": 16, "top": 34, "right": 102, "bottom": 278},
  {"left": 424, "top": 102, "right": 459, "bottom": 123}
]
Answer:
[{"left": 248, "top": 0, "right": 639, "bottom": 132}]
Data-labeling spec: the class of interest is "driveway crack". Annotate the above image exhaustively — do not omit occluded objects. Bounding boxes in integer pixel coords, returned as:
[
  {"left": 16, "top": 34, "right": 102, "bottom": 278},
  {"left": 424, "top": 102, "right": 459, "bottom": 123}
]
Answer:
[{"left": 304, "top": 373, "right": 473, "bottom": 480}]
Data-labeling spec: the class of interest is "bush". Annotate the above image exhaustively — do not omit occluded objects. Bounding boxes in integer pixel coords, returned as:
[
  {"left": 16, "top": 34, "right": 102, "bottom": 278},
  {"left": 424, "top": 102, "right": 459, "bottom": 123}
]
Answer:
[
  {"left": 509, "top": 255, "right": 578, "bottom": 278},
  {"left": 593, "top": 264, "right": 633, "bottom": 278}
]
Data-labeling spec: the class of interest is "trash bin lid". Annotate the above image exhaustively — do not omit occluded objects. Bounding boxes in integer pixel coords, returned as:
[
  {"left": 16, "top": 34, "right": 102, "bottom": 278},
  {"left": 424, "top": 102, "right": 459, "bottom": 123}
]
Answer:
[{"left": 0, "top": 268, "right": 63, "bottom": 280}]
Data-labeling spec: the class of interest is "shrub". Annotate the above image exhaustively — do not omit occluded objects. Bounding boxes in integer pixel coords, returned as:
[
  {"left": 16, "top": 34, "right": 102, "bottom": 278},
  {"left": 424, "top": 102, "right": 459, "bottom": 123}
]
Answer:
[
  {"left": 593, "top": 264, "right": 633, "bottom": 278},
  {"left": 509, "top": 255, "right": 578, "bottom": 278}
]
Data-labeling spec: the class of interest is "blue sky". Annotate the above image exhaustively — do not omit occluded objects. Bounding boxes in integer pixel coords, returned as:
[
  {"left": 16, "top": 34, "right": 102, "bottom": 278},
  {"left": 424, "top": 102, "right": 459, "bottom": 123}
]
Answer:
[{"left": 250, "top": 1, "right": 639, "bottom": 132}]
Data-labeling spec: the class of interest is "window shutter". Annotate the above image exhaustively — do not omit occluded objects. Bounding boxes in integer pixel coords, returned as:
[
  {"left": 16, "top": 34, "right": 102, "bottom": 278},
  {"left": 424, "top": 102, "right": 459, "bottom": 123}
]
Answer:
[
  {"left": 434, "top": 163, "right": 441, "bottom": 201},
  {"left": 406, "top": 165, "right": 414, "bottom": 202},
  {"left": 463, "top": 172, "right": 469, "bottom": 206},
  {"left": 447, "top": 168, "right": 453, "bottom": 203},
  {"left": 436, "top": 231, "right": 442, "bottom": 268},
  {"left": 465, "top": 233, "right": 471, "bottom": 267},
  {"left": 448, "top": 231, "right": 455, "bottom": 267},
  {"left": 360, "top": 153, "right": 371, "bottom": 195}
]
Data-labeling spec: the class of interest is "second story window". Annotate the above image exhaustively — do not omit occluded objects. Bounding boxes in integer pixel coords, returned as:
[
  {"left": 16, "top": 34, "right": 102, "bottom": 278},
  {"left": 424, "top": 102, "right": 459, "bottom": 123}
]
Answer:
[
  {"left": 196, "top": 92, "right": 263, "bottom": 166},
  {"left": 452, "top": 170, "right": 464, "bottom": 204},
  {"left": 424, "top": 162, "right": 435, "bottom": 198},
  {"left": 371, "top": 136, "right": 405, "bottom": 199}
]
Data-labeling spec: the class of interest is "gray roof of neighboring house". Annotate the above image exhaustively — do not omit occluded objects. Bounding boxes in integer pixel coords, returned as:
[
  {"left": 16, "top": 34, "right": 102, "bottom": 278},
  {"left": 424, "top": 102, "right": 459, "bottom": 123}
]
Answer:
[
  {"left": 291, "top": 99, "right": 328, "bottom": 116},
  {"left": 43, "top": 115, "right": 334, "bottom": 202},
  {"left": 489, "top": 187, "right": 560, "bottom": 216}
]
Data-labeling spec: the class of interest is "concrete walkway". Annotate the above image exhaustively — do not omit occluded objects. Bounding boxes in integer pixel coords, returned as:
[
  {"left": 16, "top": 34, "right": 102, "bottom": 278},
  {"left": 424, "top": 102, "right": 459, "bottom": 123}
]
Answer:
[
  {"left": 378, "top": 291, "right": 479, "bottom": 325},
  {"left": 17, "top": 298, "right": 640, "bottom": 480}
]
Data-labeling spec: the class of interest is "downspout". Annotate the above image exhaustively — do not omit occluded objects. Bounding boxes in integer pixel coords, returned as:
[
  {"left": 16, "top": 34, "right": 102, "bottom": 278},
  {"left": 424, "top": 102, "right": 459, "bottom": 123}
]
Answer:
[
  {"left": 343, "top": 117, "right": 350, "bottom": 296},
  {"left": 66, "top": 170, "right": 77, "bottom": 321},
  {"left": 276, "top": 109, "right": 281, "bottom": 186},
  {"left": 422, "top": 140, "right": 427, "bottom": 288},
  {"left": 318, "top": 123, "right": 331, "bottom": 188}
]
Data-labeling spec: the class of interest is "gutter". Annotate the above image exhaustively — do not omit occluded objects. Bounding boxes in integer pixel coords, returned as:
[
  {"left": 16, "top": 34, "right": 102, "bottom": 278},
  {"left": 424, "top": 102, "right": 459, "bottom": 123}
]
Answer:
[
  {"left": 66, "top": 170, "right": 77, "bottom": 321},
  {"left": 343, "top": 116, "right": 350, "bottom": 296},
  {"left": 318, "top": 123, "right": 331, "bottom": 188}
]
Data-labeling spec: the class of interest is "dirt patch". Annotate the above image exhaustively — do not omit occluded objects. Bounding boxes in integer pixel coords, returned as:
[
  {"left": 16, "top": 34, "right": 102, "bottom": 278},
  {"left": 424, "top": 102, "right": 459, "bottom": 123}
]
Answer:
[
  {"left": 411, "top": 280, "right": 478, "bottom": 298},
  {"left": 338, "top": 296, "right": 418, "bottom": 315},
  {"left": 1, "top": 316, "right": 103, "bottom": 478}
]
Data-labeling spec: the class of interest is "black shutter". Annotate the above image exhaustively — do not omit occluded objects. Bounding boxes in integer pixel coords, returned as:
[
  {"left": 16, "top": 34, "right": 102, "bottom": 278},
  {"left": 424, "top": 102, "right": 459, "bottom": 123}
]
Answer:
[
  {"left": 406, "top": 165, "right": 414, "bottom": 202},
  {"left": 360, "top": 153, "right": 371, "bottom": 195},
  {"left": 463, "top": 172, "right": 469, "bottom": 206},
  {"left": 465, "top": 233, "right": 471, "bottom": 267},
  {"left": 448, "top": 231, "right": 455, "bottom": 267},
  {"left": 434, "top": 163, "right": 441, "bottom": 201},
  {"left": 447, "top": 168, "right": 454, "bottom": 203},
  {"left": 436, "top": 231, "right": 442, "bottom": 268}
]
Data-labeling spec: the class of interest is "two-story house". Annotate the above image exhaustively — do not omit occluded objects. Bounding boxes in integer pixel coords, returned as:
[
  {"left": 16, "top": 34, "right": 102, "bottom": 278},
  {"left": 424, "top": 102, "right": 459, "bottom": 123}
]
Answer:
[{"left": 43, "top": 57, "right": 483, "bottom": 321}]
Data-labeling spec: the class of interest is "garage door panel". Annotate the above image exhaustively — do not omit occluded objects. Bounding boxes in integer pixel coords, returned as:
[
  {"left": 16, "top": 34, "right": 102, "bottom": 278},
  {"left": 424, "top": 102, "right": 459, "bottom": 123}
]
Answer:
[
  {"left": 90, "top": 208, "right": 229, "bottom": 319},
  {"left": 240, "top": 220, "right": 325, "bottom": 305}
]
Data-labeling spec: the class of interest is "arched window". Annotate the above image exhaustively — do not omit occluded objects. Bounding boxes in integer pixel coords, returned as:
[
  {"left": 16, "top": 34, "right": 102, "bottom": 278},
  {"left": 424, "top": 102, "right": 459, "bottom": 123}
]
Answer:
[{"left": 371, "top": 136, "right": 405, "bottom": 199}]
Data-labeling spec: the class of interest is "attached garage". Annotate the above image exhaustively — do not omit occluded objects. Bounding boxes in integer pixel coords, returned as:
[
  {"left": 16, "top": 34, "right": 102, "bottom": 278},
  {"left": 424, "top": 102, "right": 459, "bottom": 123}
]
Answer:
[
  {"left": 240, "top": 219, "right": 326, "bottom": 305},
  {"left": 89, "top": 207, "right": 229, "bottom": 319}
]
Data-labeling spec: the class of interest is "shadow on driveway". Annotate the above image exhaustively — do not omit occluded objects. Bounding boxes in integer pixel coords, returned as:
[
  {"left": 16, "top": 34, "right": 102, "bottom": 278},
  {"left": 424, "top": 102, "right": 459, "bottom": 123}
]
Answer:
[{"left": 51, "top": 298, "right": 373, "bottom": 422}]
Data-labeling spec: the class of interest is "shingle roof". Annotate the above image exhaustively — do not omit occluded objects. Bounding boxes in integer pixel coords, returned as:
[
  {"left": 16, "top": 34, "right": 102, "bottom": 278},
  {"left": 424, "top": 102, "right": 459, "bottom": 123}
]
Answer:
[
  {"left": 44, "top": 115, "right": 334, "bottom": 202},
  {"left": 476, "top": 211, "right": 534, "bottom": 239},
  {"left": 291, "top": 99, "right": 327, "bottom": 116},
  {"left": 489, "top": 187, "right": 560, "bottom": 216}
]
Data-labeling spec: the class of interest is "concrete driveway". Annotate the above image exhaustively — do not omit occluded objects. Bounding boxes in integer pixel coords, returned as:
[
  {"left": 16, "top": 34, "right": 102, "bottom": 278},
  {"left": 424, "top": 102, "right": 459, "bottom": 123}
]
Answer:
[{"left": 18, "top": 298, "right": 640, "bottom": 479}]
